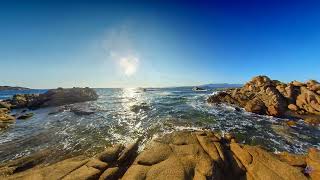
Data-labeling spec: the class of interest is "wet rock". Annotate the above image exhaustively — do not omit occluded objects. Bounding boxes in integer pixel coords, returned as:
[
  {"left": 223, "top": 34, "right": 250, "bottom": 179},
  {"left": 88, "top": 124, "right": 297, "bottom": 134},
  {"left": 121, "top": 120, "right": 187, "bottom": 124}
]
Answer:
[
  {"left": 71, "top": 107, "right": 95, "bottom": 116},
  {"left": 17, "top": 112, "right": 34, "bottom": 120}
]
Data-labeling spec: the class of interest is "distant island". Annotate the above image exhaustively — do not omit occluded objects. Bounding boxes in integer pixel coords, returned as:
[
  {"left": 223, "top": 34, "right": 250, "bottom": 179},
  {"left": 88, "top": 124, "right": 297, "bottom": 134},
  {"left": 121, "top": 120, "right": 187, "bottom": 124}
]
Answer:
[
  {"left": 0, "top": 86, "right": 30, "bottom": 91},
  {"left": 200, "top": 83, "right": 243, "bottom": 88}
]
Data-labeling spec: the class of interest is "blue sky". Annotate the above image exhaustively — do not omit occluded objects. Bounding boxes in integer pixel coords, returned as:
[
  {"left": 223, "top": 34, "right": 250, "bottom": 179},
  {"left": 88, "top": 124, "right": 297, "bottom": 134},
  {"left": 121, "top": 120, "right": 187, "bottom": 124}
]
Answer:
[{"left": 0, "top": 0, "right": 320, "bottom": 88}]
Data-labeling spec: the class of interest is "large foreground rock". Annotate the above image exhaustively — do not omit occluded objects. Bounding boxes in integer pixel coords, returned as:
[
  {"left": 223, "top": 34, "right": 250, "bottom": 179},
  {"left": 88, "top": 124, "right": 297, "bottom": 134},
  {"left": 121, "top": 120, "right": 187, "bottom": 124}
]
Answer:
[
  {"left": 5, "top": 87, "right": 98, "bottom": 109},
  {"left": 123, "top": 131, "right": 312, "bottom": 180},
  {"left": 2, "top": 130, "right": 318, "bottom": 180},
  {"left": 208, "top": 76, "right": 320, "bottom": 121}
]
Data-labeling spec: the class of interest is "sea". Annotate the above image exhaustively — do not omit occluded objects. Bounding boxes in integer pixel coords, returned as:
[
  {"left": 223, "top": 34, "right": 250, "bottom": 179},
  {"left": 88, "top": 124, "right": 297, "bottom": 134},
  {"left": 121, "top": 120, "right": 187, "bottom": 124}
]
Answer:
[{"left": 0, "top": 87, "right": 319, "bottom": 164}]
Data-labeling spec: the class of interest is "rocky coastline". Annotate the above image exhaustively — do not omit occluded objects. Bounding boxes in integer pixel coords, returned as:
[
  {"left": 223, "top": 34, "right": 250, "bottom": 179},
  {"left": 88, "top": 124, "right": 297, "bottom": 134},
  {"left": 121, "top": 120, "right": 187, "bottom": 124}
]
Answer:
[
  {"left": 208, "top": 75, "right": 320, "bottom": 126},
  {"left": 0, "top": 130, "right": 319, "bottom": 180},
  {"left": 0, "top": 78, "right": 319, "bottom": 179},
  {"left": 0, "top": 87, "right": 98, "bottom": 128}
]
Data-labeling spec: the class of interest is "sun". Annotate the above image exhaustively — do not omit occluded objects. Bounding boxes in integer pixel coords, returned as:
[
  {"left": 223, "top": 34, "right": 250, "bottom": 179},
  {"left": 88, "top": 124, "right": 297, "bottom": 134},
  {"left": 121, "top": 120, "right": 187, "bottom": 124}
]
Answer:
[{"left": 119, "top": 56, "right": 139, "bottom": 76}]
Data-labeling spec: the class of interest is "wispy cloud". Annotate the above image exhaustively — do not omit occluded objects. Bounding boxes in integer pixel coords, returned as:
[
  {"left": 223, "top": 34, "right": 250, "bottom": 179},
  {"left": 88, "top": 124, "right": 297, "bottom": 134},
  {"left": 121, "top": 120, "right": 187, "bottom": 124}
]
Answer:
[{"left": 104, "top": 24, "right": 139, "bottom": 77}]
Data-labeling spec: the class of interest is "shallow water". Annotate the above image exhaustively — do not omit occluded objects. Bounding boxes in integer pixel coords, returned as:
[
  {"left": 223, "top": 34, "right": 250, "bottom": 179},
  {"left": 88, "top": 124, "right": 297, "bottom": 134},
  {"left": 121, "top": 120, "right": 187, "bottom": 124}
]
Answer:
[{"left": 0, "top": 88, "right": 319, "bottom": 163}]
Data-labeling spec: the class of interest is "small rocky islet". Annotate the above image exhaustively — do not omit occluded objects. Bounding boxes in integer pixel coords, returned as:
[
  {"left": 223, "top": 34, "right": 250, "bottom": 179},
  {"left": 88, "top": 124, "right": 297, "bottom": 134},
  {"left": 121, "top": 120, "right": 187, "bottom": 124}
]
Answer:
[
  {"left": 0, "top": 76, "right": 319, "bottom": 179},
  {"left": 0, "top": 87, "right": 98, "bottom": 128}
]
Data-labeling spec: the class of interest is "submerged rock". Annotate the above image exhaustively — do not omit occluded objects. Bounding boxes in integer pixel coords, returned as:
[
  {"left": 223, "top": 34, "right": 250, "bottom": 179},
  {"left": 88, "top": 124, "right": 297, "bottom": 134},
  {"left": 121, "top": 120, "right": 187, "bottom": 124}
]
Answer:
[
  {"left": 71, "top": 107, "right": 95, "bottom": 116},
  {"left": 130, "top": 103, "right": 150, "bottom": 113},
  {"left": 17, "top": 112, "right": 34, "bottom": 120}
]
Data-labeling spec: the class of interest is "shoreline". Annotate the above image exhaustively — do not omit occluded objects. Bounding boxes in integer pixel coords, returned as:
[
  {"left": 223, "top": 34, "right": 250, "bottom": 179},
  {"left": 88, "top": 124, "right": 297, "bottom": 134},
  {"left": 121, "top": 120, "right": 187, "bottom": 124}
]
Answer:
[
  {"left": 0, "top": 78, "right": 319, "bottom": 179},
  {"left": 0, "top": 130, "right": 319, "bottom": 179}
]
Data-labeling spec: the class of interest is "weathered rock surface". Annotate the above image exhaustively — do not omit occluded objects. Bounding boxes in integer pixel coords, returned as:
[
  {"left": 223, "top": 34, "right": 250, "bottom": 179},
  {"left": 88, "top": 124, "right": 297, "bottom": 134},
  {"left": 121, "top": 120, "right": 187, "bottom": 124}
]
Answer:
[
  {"left": 208, "top": 75, "right": 320, "bottom": 122},
  {"left": 4, "top": 87, "right": 98, "bottom": 109},
  {"left": 2, "top": 130, "right": 318, "bottom": 180},
  {"left": 1, "top": 140, "right": 139, "bottom": 180},
  {"left": 0, "top": 107, "right": 15, "bottom": 124},
  {"left": 0, "top": 102, "right": 11, "bottom": 109}
]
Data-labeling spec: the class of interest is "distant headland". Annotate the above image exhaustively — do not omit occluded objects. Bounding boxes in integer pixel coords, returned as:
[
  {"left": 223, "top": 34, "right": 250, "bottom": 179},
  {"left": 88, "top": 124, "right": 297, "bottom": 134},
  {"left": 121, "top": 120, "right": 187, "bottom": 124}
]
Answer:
[{"left": 0, "top": 86, "right": 30, "bottom": 91}]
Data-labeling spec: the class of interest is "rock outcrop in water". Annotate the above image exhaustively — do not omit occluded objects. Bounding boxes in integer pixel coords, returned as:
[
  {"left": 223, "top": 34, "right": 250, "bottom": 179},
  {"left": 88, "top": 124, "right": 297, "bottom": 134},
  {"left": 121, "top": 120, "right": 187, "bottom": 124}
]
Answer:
[
  {"left": 4, "top": 87, "right": 98, "bottom": 109},
  {"left": 192, "top": 86, "right": 206, "bottom": 91},
  {"left": 208, "top": 75, "right": 320, "bottom": 124},
  {"left": 1, "top": 130, "right": 319, "bottom": 180}
]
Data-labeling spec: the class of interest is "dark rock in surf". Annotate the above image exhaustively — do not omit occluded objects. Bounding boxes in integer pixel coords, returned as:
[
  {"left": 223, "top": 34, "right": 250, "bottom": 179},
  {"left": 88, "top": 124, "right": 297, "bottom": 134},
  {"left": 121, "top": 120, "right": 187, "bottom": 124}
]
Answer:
[
  {"left": 71, "top": 107, "right": 95, "bottom": 116},
  {"left": 192, "top": 86, "right": 206, "bottom": 91},
  {"left": 130, "top": 103, "right": 150, "bottom": 113},
  {"left": 17, "top": 112, "right": 34, "bottom": 120}
]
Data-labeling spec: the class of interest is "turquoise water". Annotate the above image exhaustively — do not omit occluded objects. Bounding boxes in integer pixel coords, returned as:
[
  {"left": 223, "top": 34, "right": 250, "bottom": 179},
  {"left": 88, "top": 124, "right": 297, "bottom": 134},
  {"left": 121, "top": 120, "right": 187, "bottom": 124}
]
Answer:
[{"left": 0, "top": 88, "right": 319, "bottom": 163}]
